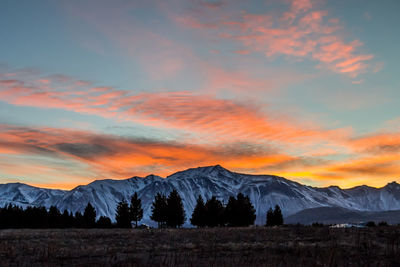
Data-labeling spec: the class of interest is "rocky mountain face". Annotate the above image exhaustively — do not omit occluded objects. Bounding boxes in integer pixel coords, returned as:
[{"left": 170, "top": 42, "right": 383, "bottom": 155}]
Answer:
[{"left": 1, "top": 165, "right": 400, "bottom": 225}]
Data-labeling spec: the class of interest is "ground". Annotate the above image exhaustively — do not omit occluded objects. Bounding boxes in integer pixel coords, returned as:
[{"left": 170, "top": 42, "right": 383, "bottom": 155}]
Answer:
[{"left": 0, "top": 226, "right": 400, "bottom": 266}]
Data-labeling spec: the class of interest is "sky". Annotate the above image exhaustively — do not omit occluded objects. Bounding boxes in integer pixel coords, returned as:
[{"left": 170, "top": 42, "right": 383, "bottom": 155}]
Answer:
[{"left": 0, "top": 0, "right": 399, "bottom": 189}]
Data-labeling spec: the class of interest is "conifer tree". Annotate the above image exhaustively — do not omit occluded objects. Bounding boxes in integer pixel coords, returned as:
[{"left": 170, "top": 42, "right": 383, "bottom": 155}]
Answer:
[
  {"left": 37, "top": 206, "right": 49, "bottom": 228},
  {"left": 266, "top": 205, "right": 284, "bottom": 226},
  {"left": 97, "top": 216, "right": 112, "bottom": 228},
  {"left": 224, "top": 193, "right": 256, "bottom": 227},
  {"left": 166, "top": 189, "right": 186, "bottom": 228},
  {"left": 24, "top": 206, "right": 39, "bottom": 228},
  {"left": 129, "top": 192, "right": 143, "bottom": 228},
  {"left": 150, "top": 193, "right": 168, "bottom": 228},
  {"left": 115, "top": 199, "right": 131, "bottom": 228},
  {"left": 224, "top": 196, "right": 237, "bottom": 226},
  {"left": 83, "top": 202, "right": 97, "bottom": 228},
  {"left": 273, "top": 205, "right": 283, "bottom": 226},
  {"left": 48, "top": 205, "right": 61, "bottom": 228},
  {"left": 61, "top": 210, "right": 71, "bottom": 228},
  {"left": 0, "top": 204, "right": 115, "bottom": 229},
  {"left": 266, "top": 207, "right": 274, "bottom": 226},
  {"left": 190, "top": 195, "right": 206, "bottom": 227},
  {"left": 74, "top": 211, "right": 84, "bottom": 228},
  {"left": 236, "top": 193, "right": 256, "bottom": 226},
  {"left": 204, "top": 196, "right": 225, "bottom": 227},
  {"left": 68, "top": 211, "right": 75, "bottom": 227}
]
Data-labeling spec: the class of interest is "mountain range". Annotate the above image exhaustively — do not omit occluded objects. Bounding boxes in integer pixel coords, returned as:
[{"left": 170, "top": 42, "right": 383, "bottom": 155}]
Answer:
[
  {"left": 285, "top": 207, "right": 400, "bottom": 225},
  {"left": 1, "top": 165, "right": 400, "bottom": 226}
]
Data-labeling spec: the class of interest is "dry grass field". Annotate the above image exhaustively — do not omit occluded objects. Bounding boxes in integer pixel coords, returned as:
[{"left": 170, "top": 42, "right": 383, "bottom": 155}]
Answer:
[{"left": 1, "top": 226, "right": 400, "bottom": 266}]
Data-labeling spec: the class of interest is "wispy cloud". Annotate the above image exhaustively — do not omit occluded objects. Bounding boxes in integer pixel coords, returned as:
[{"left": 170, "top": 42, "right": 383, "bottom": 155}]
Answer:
[
  {"left": 3, "top": 67, "right": 398, "bottom": 188},
  {"left": 1, "top": 121, "right": 399, "bottom": 189},
  {"left": 174, "top": 0, "right": 375, "bottom": 77},
  {"left": 0, "top": 124, "right": 297, "bottom": 186},
  {"left": 0, "top": 69, "right": 351, "bottom": 147},
  {"left": 349, "top": 132, "right": 400, "bottom": 155}
]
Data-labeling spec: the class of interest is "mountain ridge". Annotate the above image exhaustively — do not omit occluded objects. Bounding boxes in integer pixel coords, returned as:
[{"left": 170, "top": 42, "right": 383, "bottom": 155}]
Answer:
[
  {"left": 3, "top": 165, "right": 397, "bottom": 190},
  {"left": 1, "top": 165, "right": 400, "bottom": 226}
]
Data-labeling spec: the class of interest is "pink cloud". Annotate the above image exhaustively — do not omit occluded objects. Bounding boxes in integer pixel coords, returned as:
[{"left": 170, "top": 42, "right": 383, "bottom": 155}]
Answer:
[
  {"left": 174, "top": 0, "right": 375, "bottom": 77},
  {"left": 234, "top": 50, "right": 250, "bottom": 55},
  {"left": 291, "top": 0, "right": 313, "bottom": 13}
]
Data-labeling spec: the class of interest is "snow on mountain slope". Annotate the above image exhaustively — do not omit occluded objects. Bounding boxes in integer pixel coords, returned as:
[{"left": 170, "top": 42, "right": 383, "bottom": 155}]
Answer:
[
  {"left": 0, "top": 183, "right": 66, "bottom": 208},
  {"left": 1, "top": 165, "right": 400, "bottom": 225}
]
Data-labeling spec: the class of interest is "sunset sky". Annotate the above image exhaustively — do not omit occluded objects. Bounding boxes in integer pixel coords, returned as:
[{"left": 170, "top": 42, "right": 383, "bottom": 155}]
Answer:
[{"left": 1, "top": 0, "right": 399, "bottom": 189}]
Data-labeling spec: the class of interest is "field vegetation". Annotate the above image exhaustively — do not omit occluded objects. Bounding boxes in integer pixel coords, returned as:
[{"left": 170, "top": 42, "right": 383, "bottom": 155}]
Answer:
[{"left": 1, "top": 226, "right": 400, "bottom": 266}]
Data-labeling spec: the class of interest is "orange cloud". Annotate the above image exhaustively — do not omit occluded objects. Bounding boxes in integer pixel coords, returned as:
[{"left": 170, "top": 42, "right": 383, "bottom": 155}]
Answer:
[
  {"left": 349, "top": 132, "right": 400, "bottom": 155},
  {"left": 1, "top": 68, "right": 397, "bottom": 189},
  {"left": 313, "top": 154, "right": 400, "bottom": 188},
  {"left": 0, "top": 120, "right": 398, "bottom": 189},
  {"left": 0, "top": 71, "right": 351, "bottom": 148},
  {"left": 277, "top": 130, "right": 400, "bottom": 187},
  {"left": 0, "top": 124, "right": 299, "bottom": 188}
]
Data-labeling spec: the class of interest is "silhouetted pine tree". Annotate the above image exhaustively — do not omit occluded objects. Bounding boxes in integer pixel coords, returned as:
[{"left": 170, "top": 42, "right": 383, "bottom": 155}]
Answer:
[
  {"left": 25, "top": 206, "right": 46, "bottom": 228},
  {"left": 190, "top": 195, "right": 206, "bottom": 227},
  {"left": 129, "top": 192, "right": 143, "bottom": 228},
  {"left": 224, "top": 193, "right": 256, "bottom": 227},
  {"left": 74, "top": 211, "right": 84, "bottom": 228},
  {"left": 236, "top": 193, "right": 256, "bottom": 226},
  {"left": 0, "top": 204, "right": 114, "bottom": 229},
  {"left": 0, "top": 206, "right": 4, "bottom": 228},
  {"left": 1, "top": 204, "right": 24, "bottom": 228},
  {"left": 224, "top": 196, "right": 237, "bottom": 226},
  {"left": 266, "top": 207, "right": 274, "bottom": 226},
  {"left": 39, "top": 206, "right": 50, "bottom": 228},
  {"left": 150, "top": 193, "right": 168, "bottom": 228},
  {"left": 115, "top": 199, "right": 131, "bottom": 228},
  {"left": 48, "top": 206, "right": 61, "bottom": 228},
  {"left": 273, "top": 205, "right": 283, "bottom": 226},
  {"left": 204, "top": 196, "right": 225, "bottom": 227},
  {"left": 2, "top": 205, "right": 11, "bottom": 228},
  {"left": 61, "top": 210, "right": 72, "bottom": 228},
  {"left": 366, "top": 221, "right": 376, "bottom": 227},
  {"left": 97, "top": 216, "right": 113, "bottom": 228},
  {"left": 68, "top": 211, "right": 75, "bottom": 227},
  {"left": 266, "top": 205, "right": 283, "bottom": 226},
  {"left": 83, "top": 202, "right": 97, "bottom": 228},
  {"left": 166, "top": 189, "right": 185, "bottom": 228}
]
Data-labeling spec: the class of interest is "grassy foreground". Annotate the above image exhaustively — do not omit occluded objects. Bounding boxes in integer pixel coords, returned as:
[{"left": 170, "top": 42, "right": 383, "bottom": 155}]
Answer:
[{"left": 1, "top": 226, "right": 400, "bottom": 266}]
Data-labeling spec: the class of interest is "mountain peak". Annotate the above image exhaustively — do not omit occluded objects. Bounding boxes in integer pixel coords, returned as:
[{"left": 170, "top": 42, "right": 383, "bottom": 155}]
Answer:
[
  {"left": 200, "top": 164, "right": 228, "bottom": 172},
  {"left": 144, "top": 174, "right": 163, "bottom": 180},
  {"left": 166, "top": 164, "right": 232, "bottom": 179},
  {"left": 384, "top": 181, "right": 400, "bottom": 188},
  {"left": 193, "top": 164, "right": 232, "bottom": 174}
]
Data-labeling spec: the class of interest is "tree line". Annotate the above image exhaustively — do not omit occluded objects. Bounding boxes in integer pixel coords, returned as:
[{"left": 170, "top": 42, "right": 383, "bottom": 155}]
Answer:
[
  {"left": 0, "top": 190, "right": 283, "bottom": 228},
  {"left": 0, "top": 203, "right": 111, "bottom": 229},
  {"left": 190, "top": 193, "right": 257, "bottom": 227}
]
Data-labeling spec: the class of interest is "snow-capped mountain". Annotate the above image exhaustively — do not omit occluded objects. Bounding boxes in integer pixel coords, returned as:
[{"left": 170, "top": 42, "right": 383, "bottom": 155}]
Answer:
[
  {"left": 1, "top": 165, "right": 400, "bottom": 225},
  {"left": 0, "top": 183, "right": 66, "bottom": 208}
]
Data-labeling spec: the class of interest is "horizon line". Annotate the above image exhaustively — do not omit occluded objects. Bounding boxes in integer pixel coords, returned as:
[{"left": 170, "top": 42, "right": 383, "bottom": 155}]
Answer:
[{"left": 1, "top": 164, "right": 398, "bottom": 191}]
